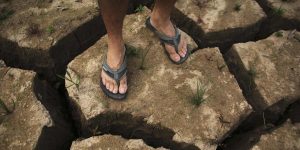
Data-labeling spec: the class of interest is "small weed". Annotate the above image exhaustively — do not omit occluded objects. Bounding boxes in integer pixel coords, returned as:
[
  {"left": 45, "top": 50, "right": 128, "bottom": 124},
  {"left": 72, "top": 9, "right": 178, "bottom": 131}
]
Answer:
[
  {"left": 46, "top": 25, "right": 55, "bottom": 34},
  {"left": 234, "top": 3, "right": 242, "bottom": 11},
  {"left": 57, "top": 70, "right": 80, "bottom": 89},
  {"left": 139, "top": 47, "right": 150, "bottom": 70},
  {"left": 125, "top": 45, "right": 139, "bottom": 57},
  {"left": 191, "top": 81, "right": 207, "bottom": 107},
  {"left": 272, "top": 6, "right": 285, "bottom": 16},
  {"left": 0, "top": 98, "right": 14, "bottom": 115},
  {"left": 217, "top": 61, "right": 226, "bottom": 71},
  {"left": 248, "top": 65, "right": 257, "bottom": 78},
  {"left": 275, "top": 31, "right": 283, "bottom": 37},
  {"left": 0, "top": 8, "right": 14, "bottom": 22},
  {"left": 135, "top": 5, "right": 144, "bottom": 13},
  {"left": 27, "top": 23, "right": 41, "bottom": 36}
]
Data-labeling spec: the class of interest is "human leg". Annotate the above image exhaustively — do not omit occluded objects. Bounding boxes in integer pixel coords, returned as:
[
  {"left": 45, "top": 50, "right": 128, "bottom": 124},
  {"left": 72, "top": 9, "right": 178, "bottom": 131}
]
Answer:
[
  {"left": 150, "top": 0, "right": 188, "bottom": 63},
  {"left": 99, "top": 0, "right": 128, "bottom": 95}
]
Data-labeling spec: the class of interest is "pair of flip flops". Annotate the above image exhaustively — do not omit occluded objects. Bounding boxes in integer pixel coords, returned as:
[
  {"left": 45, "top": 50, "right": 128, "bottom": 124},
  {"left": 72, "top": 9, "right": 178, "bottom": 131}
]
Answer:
[{"left": 100, "top": 17, "right": 191, "bottom": 100}]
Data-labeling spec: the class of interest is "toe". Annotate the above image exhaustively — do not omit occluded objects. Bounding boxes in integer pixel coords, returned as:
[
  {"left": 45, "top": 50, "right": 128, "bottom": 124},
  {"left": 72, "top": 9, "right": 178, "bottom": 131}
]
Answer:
[
  {"left": 105, "top": 82, "right": 110, "bottom": 90},
  {"left": 109, "top": 82, "right": 114, "bottom": 92},
  {"left": 102, "top": 77, "right": 107, "bottom": 86},
  {"left": 112, "top": 82, "right": 118, "bottom": 94},
  {"left": 171, "top": 53, "right": 180, "bottom": 62},
  {"left": 119, "top": 76, "right": 127, "bottom": 94},
  {"left": 165, "top": 45, "right": 181, "bottom": 62},
  {"left": 179, "top": 50, "right": 185, "bottom": 57}
]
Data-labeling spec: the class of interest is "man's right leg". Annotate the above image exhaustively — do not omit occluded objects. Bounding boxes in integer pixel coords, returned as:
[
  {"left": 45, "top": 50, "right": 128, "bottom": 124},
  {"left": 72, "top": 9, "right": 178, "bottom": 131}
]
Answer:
[{"left": 99, "top": 0, "right": 128, "bottom": 94}]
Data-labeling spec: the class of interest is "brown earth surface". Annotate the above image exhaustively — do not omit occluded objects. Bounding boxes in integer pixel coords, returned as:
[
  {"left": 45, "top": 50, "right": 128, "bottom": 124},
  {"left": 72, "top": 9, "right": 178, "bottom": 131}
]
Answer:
[
  {"left": 66, "top": 9, "right": 251, "bottom": 150},
  {"left": 0, "top": 63, "right": 74, "bottom": 149},
  {"left": 226, "top": 30, "right": 300, "bottom": 110},
  {"left": 0, "top": 0, "right": 103, "bottom": 81},
  {"left": 0, "top": 0, "right": 299, "bottom": 150},
  {"left": 71, "top": 135, "right": 167, "bottom": 150},
  {"left": 173, "top": 0, "right": 266, "bottom": 48},
  {"left": 251, "top": 120, "right": 300, "bottom": 150}
]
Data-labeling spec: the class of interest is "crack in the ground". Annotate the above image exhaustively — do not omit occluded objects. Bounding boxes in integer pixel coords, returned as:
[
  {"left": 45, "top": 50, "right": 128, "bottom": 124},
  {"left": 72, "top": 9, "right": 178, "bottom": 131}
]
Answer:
[
  {"left": 1, "top": 0, "right": 299, "bottom": 149},
  {"left": 32, "top": 74, "right": 76, "bottom": 150},
  {"left": 254, "top": 0, "right": 300, "bottom": 40},
  {"left": 216, "top": 99, "right": 300, "bottom": 150},
  {"left": 71, "top": 108, "right": 200, "bottom": 150},
  {"left": 222, "top": 47, "right": 268, "bottom": 111}
]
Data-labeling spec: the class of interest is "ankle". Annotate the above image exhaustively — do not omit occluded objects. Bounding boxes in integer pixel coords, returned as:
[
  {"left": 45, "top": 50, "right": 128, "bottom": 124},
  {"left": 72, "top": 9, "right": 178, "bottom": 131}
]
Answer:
[
  {"left": 107, "top": 45, "right": 125, "bottom": 70},
  {"left": 150, "top": 14, "right": 170, "bottom": 29}
]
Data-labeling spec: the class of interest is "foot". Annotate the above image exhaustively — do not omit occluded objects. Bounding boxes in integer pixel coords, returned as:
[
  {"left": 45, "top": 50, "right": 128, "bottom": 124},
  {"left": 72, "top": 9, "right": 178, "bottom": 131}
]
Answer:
[
  {"left": 150, "top": 17, "right": 188, "bottom": 62},
  {"left": 101, "top": 45, "right": 127, "bottom": 94}
]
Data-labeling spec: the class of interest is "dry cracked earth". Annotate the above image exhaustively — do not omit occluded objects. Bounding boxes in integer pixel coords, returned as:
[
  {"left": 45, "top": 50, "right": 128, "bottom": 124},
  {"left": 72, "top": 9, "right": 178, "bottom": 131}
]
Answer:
[{"left": 0, "top": 0, "right": 299, "bottom": 150}]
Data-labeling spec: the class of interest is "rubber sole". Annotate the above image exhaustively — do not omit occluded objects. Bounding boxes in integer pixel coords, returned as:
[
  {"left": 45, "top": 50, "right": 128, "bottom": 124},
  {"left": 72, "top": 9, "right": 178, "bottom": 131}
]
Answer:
[{"left": 100, "top": 78, "right": 127, "bottom": 100}]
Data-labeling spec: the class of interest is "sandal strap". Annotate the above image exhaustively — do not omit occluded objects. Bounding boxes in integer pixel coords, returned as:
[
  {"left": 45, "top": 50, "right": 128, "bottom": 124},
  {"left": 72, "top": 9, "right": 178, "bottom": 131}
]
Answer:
[
  {"left": 102, "top": 56, "right": 127, "bottom": 86},
  {"left": 145, "top": 17, "right": 181, "bottom": 53}
]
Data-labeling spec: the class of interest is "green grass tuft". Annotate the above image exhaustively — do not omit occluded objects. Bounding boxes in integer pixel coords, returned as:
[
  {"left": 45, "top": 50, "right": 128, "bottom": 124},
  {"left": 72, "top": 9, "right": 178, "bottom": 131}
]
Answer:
[
  {"left": 275, "top": 31, "right": 283, "bottom": 37},
  {"left": 46, "top": 25, "right": 55, "bottom": 34},
  {"left": 272, "top": 7, "right": 285, "bottom": 16},
  {"left": 57, "top": 70, "right": 80, "bottom": 89},
  {"left": 135, "top": 5, "right": 144, "bottom": 13},
  {"left": 191, "top": 82, "right": 207, "bottom": 107}
]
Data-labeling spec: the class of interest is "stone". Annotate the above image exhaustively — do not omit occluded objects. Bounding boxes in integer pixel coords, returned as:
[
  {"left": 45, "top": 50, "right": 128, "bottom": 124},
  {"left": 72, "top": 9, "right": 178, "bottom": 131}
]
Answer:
[
  {"left": 71, "top": 135, "right": 167, "bottom": 150},
  {"left": 226, "top": 30, "right": 300, "bottom": 110},
  {"left": 66, "top": 8, "right": 251, "bottom": 150},
  {"left": 251, "top": 120, "right": 300, "bottom": 150},
  {"left": 256, "top": 0, "right": 300, "bottom": 37},
  {"left": 0, "top": 0, "right": 104, "bottom": 80},
  {"left": 173, "top": 0, "right": 266, "bottom": 48},
  {"left": 0, "top": 67, "right": 74, "bottom": 149}
]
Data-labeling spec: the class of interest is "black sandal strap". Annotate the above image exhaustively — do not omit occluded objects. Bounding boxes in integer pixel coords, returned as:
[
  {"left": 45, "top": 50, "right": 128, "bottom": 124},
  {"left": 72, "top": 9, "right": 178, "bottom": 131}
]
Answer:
[
  {"left": 102, "top": 57, "right": 127, "bottom": 86},
  {"left": 145, "top": 17, "right": 181, "bottom": 53}
]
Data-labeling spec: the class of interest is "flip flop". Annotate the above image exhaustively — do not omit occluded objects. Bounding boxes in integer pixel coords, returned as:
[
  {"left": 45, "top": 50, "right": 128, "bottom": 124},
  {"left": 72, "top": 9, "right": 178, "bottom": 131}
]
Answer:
[
  {"left": 145, "top": 17, "right": 191, "bottom": 64},
  {"left": 100, "top": 54, "right": 128, "bottom": 100}
]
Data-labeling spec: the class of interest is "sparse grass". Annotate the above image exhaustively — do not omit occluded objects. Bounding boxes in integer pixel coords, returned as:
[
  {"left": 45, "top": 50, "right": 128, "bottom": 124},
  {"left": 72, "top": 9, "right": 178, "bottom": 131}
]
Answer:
[
  {"left": 191, "top": 81, "right": 207, "bottom": 107},
  {"left": 139, "top": 47, "right": 150, "bottom": 70},
  {"left": 57, "top": 70, "right": 80, "bottom": 89},
  {"left": 234, "top": 3, "right": 242, "bottom": 11},
  {"left": 217, "top": 61, "right": 226, "bottom": 71},
  {"left": 248, "top": 65, "right": 257, "bottom": 78},
  {"left": 0, "top": 98, "right": 14, "bottom": 116},
  {"left": 272, "top": 6, "right": 285, "bottom": 16},
  {"left": 0, "top": 8, "right": 14, "bottom": 22},
  {"left": 275, "top": 31, "right": 283, "bottom": 37},
  {"left": 46, "top": 25, "right": 55, "bottom": 34},
  {"left": 135, "top": 5, "right": 144, "bottom": 13}
]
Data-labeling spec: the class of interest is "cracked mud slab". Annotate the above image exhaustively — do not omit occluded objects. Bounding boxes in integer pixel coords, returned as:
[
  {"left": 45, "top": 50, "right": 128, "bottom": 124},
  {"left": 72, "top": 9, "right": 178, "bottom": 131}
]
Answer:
[
  {"left": 66, "top": 9, "right": 251, "bottom": 150},
  {"left": 226, "top": 30, "right": 300, "bottom": 110},
  {"left": 256, "top": 0, "right": 300, "bottom": 37},
  {"left": 251, "top": 120, "right": 300, "bottom": 150},
  {"left": 173, "top": 0, "right": 266, "bottom": 48},
  {"left": 0, "top": 63, "right": 73, "bottom": 149},
  {"left": 71, "top": 135, "right": 167, "bottom": 150},
  {"left": 0, "top": 0, "right": 103, "bottom": 78}
]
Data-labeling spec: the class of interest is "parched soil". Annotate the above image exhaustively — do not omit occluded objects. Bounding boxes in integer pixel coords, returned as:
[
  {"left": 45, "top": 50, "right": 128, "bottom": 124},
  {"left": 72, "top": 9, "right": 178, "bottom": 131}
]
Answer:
[{"left": 0, "top": 0, "right": 299, "bottom": 150}]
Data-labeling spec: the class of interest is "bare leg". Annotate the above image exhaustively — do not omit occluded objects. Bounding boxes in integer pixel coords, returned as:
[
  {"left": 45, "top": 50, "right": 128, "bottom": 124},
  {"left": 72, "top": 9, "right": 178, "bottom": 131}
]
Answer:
[
  {"left": 150, "top": 0, "right": 187, "bottom": 62},
  {"left": 100, "top": 0, "right": 128, "bottom": 94}
]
